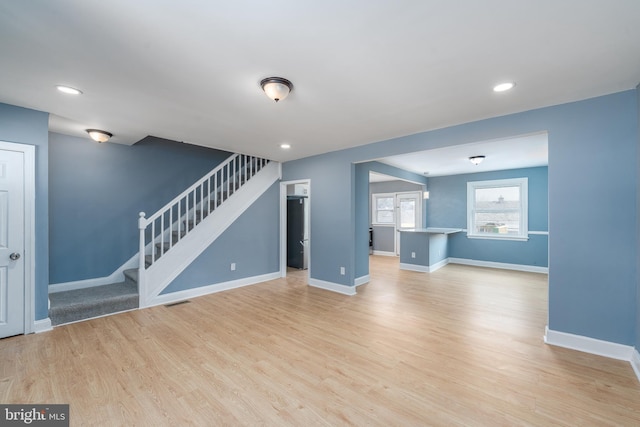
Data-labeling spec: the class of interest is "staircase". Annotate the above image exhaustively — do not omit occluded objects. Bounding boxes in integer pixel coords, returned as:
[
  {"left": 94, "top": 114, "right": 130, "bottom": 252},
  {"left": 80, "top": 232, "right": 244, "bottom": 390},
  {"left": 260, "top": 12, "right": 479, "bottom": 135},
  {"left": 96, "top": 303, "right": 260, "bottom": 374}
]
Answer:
[{"left": 49, "top": 154, "right": 278, "bottom": 326}]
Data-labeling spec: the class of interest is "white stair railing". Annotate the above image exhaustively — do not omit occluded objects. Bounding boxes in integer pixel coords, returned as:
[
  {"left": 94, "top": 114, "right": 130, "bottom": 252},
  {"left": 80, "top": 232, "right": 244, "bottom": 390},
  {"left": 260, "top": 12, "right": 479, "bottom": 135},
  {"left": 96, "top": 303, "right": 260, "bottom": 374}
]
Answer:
[{"left": 137, "top": 153, "right": 270, "bottom": 295}]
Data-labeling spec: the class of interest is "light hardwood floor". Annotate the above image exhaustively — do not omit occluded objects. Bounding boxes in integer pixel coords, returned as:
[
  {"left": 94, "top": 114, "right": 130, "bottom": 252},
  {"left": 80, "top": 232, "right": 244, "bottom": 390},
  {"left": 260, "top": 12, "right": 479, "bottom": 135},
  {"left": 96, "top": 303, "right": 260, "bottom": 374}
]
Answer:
[{"left": 2, "top": 256, "right": 640, "bottom": 426}]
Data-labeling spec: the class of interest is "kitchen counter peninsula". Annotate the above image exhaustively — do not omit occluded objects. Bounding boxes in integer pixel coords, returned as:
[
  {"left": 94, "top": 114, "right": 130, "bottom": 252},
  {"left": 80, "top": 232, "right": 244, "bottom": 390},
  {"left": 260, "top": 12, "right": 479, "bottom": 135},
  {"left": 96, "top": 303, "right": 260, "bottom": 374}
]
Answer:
[{"left": 398, "top": 228, "right": 463, "bottom": 272}]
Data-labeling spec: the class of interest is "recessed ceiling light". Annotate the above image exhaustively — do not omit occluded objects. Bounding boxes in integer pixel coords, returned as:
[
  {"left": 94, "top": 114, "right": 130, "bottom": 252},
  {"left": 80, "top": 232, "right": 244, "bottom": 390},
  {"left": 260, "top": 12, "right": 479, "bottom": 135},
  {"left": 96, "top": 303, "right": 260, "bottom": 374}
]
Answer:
[
  {"left": 56, "top": 85, "right": 83, "bottom": 95},
  {"left": 493, "top": 82, "right": 515, "bottom": 92},
  {"left": 280, "top": 143, "right": 291, "bottom": 149}
]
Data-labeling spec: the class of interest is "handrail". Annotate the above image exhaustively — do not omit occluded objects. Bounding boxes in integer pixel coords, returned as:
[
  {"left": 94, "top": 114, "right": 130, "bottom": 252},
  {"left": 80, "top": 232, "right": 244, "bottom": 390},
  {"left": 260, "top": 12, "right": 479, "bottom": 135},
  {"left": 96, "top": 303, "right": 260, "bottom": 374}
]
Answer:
[
  {"left": 137, "top": 154, "right": 270, "bottom": 305},
  {"left": 141, "top": 153, "right": 237, "bottom": 227}
]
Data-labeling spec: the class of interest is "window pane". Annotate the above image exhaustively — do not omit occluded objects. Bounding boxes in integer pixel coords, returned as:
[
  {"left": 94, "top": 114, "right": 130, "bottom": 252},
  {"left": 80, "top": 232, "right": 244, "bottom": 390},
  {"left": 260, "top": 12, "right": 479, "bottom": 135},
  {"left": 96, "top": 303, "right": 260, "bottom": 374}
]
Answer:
[
  {"left": 376, "top": 197, "right": 394, "bottom": 210},
  {"left": 377, "top": 210, "right": 394, "bottom": 223},
  {"left": 474, "top": 212, "right": 521, "bottom": 235},
  {"left": 399, "top": 200, "right": 416, "bottom": 228},
  {"left": 468, "top": 178, "right": 528, "bottom": 239},
  {"left": 475, "top": 186, "right": 520, "bottom": 210}
]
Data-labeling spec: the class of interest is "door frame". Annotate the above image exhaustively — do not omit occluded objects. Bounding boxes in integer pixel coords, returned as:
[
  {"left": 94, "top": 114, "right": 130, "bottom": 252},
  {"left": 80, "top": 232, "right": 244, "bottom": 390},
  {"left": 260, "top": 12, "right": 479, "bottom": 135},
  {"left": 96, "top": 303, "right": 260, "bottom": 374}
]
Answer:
[
  {"left": 0, "top": 141, "right": 35, "bottom": 334},
  {"left": 395, "top": 191, "right": 423, "bottom": 255},
  {"left": 279, "top": 179, "right": 311, "bottom": 278}
]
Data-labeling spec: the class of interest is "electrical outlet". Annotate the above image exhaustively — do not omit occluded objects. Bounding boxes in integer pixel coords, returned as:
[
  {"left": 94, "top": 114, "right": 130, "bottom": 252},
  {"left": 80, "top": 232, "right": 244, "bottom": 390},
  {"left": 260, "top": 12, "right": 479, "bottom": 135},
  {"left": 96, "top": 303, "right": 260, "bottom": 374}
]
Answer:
[
  {"left": 340, "top": 266, "right": 345, "bottom": 275},
  {"left": 411, "top": 252, "right": 416, "bottom": 258},
  {"left": 230, "top": 262, "right": 236, "bottom": 271}
]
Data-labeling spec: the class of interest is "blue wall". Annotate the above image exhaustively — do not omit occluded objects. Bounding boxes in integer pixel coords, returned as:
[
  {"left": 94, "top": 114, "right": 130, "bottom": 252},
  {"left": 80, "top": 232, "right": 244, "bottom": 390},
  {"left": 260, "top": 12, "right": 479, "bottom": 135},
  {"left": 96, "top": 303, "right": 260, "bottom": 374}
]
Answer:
[
  {"left": 369, "top": 180, "right": 425, "bottom": 253},
  {"left": 428, "top": 167, "right": 548, "bottom": 267},
  {"left": 49, "top": 133, "right": 232, "bottom": 284},
  {"left": 637, "top": 83, "right": 640, "bottom": 351},
  {"left": 283, "top": 152, "right": 355, "bottom": 285},
  {"left": 0, "top": 103, "right": 49, "bottom": 320},
  {"left": 162, "top": 182, "right": 280, "bottom": 293},
  {"left": 355, "top": 162, "right": 427, "bottom": 280},
  {"left": 283, "top": 90, "right": 638, "bottom": 346}
]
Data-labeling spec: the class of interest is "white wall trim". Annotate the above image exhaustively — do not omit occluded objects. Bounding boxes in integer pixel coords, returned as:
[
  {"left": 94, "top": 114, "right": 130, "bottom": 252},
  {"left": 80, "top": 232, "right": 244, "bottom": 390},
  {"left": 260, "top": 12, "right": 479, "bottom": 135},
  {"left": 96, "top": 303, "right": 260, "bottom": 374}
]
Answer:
[
  {"left": 449, "top": 257, "right": 548, "bottom": 274},
  {"left": 354, "top": 275, "right": 370, "bottom": 287},
  {"left": 544, "top": 326, "right": 634, "bottom": 361},
  {"left": 400, "top": 259, "right": 449, "bottom": 273},
  {"left": 279, "top": 179, "right": 311, "bottom": 279},
  {"left": 308, "top": 278, "right": 356, "bottom": 296},
  {"left": 631, "top": 349, "right": 640, "bottom": 383},
  {"left": 528, "top": 230, "right": 549, "bottom": 235},
  {"left": 144, "top": 271, "right": 281, "bottom": 308},
  {"left": 372, "top": 250, "right": 396, "bottom": 257},
  {"left": 49, "top": 254, "right": 138, "bottom": 293},
  {"left": 33, "top": 318, "right": 52, "bottom": 333},
  {"left": 427, "top": 258, "right": 449, "bottom": 273},
  {"left": 399, "top": 263, "right": 430, "bottom": 273}
]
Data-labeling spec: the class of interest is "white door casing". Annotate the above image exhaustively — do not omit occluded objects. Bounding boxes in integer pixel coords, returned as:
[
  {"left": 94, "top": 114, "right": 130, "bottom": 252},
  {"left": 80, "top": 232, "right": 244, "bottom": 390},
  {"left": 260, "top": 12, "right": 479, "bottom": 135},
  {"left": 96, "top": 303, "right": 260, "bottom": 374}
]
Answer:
[
  {"left": 395, "top": 192, "right": 422, "bottom": 255},
  {"left": 0, "top": 147, "right": 25, "bottom": 338}
]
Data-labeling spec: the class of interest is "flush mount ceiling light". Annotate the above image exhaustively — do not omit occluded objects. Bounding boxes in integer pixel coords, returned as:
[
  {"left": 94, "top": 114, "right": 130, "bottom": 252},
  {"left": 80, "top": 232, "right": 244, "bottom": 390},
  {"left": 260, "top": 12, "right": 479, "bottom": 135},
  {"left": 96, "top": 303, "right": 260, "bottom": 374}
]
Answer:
[
  {"left": 493, "top": 82, "right": 515, "bottom": 92},
  {"left": 260, "top": 77, "right": 293, "bottom": 102},
  {"left": 86, "top": 129, "right": 113, "bottom": 143},
  {"left": 469, "top": 155, "right": 485, "bottom": 165},
  {"left": 56, "top": 85, "right": 83, "bottom": 95},
  {"left": 280, "top": 143, "right": 291, "bottom": 149}
]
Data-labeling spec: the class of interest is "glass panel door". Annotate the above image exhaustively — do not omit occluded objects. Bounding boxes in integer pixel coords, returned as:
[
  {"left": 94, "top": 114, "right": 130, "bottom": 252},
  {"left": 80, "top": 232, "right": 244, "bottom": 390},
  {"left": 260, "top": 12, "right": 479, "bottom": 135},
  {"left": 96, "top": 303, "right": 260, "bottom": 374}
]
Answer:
[{"left": 395, "top": 192, "right": 422, "bottom": 255}]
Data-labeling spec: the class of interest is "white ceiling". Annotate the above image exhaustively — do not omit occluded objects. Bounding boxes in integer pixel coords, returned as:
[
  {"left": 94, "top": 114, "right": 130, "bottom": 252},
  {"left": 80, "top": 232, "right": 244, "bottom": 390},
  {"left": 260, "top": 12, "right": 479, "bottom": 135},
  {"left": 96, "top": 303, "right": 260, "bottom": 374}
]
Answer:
[
  {"left": 377, "top": 132, "right": 548, "bottom": 178},
  {"left": 0, "top": 1, "right": 639, "bottom": 163}
]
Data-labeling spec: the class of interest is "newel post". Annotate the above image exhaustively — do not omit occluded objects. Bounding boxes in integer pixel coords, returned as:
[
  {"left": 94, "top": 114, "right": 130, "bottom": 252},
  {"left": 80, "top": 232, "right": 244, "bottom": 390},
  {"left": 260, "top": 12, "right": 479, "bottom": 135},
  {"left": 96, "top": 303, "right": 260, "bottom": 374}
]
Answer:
[{"left": 138, "top": 212, "right": 146, "bottom": 307}]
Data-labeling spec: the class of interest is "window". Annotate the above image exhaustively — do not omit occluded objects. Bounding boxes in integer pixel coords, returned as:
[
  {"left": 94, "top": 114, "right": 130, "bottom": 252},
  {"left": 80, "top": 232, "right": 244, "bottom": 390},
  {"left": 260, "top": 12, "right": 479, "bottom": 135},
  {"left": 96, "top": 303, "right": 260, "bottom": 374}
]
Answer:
[
  {"left": 467, "top": 178, "right": 528, "bottom": 241},
  {"left": 372, "top": 193, "right": 395, "bottom": 224}
]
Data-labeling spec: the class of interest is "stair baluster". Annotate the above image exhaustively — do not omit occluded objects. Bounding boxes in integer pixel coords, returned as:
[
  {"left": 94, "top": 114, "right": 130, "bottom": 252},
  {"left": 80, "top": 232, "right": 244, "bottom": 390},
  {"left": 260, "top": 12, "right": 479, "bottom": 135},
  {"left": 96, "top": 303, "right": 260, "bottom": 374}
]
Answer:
[{"left": 137, "top": 154, "right": 271, "bottom": 306}]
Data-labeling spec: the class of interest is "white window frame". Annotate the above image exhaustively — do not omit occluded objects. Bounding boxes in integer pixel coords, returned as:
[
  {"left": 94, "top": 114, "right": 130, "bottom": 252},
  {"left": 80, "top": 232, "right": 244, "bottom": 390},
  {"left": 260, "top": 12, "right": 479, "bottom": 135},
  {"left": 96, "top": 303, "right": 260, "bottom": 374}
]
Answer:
[
  {"left": 372, "top": 193, "right": 396, "bottom": 225},
  {"left": 467, "top": 177, "right": 528, "bottom": 241}
]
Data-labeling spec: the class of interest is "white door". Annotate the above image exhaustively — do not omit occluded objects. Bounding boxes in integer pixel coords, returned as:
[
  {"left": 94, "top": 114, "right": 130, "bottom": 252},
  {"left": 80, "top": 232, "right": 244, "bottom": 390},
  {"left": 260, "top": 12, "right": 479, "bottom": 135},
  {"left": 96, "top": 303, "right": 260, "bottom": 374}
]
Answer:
[
  {"left": 395, "top": 192, "right": 422, "bottom": 255},
  {"left": 0, "top": 148, "right": 25, "bottom": 338}
]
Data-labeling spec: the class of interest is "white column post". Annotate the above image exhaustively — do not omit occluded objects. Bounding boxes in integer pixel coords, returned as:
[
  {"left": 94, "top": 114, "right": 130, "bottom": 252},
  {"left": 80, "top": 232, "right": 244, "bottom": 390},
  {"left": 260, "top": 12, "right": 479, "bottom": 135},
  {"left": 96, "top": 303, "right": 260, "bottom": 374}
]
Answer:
[{"left": 138, "top": 212, "right": 146, "bottom": 307}]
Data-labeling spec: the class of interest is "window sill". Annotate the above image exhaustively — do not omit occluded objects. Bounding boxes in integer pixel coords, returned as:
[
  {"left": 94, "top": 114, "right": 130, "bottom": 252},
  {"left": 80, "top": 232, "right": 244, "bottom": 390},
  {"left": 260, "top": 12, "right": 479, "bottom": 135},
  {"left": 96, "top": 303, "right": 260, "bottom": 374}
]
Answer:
[{"left": 466, "top": 234, "right": 529, "bottom": 242}]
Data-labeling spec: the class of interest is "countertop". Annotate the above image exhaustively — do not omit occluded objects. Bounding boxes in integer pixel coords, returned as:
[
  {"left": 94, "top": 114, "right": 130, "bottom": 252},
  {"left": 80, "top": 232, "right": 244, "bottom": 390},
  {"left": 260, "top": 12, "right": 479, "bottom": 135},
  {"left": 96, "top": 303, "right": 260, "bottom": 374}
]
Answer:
[{"left": 398, "top": 227, "right": 463, "bottom": 234}]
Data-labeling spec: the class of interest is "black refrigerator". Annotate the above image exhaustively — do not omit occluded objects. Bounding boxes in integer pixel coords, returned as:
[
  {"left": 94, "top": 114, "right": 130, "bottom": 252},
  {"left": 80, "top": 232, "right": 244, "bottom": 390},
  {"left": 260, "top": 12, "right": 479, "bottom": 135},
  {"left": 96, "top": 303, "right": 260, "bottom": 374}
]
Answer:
[{"left": 287, "top": 196, "right": 308, "bottom": 269}]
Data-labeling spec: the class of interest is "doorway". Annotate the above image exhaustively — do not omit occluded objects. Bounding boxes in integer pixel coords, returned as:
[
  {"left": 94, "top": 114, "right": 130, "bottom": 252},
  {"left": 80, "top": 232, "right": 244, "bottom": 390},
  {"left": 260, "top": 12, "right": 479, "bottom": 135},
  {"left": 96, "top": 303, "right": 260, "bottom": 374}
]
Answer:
[
  {"left": 280, "top": 180, "right": 311, "bottom": 278},
  {"left": 0, "top": 141, "right": 35, "bottom": 338},
  {"left": 395, "top": 192, "right": 422, "bottom": 255}
]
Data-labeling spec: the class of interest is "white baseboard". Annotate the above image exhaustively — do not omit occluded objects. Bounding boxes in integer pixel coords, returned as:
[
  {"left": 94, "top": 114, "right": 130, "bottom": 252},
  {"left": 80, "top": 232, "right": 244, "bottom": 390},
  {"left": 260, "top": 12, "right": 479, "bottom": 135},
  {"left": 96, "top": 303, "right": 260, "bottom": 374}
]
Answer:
[
  {"left": 399, "top": 263, "right": 430, "bottom": 273},
  {"left": 400, "top": 259, "right": 449, "bottom": 273},
  {"left": 372, "top": 251, "right": 396, "bottom": 257},
  {"left": 544, "top": 326, "right": 634, "bottom": 361},
  {"left": 33, "top": 318, "right": 52, "bottom": 333},
  {"left": 427, "top": 258, "right": 449, "bottom": 273},
  {"left": 632, "top": 349, "right": 640, "bottom": 383},
  {"left": 449, "top": 257, "right": 548, "bottom": 274},
  {"left": 49, "top": 253, "right": 140, "bottom": 293},
  {"left": 147, "top": 271, "right": 281, "bottom": 308},
  {"left": 308, "top": 278, "right": 356, "bottom": 296},
  {"left": 354, "top": 275, "right": 370, "bottom": 287}
]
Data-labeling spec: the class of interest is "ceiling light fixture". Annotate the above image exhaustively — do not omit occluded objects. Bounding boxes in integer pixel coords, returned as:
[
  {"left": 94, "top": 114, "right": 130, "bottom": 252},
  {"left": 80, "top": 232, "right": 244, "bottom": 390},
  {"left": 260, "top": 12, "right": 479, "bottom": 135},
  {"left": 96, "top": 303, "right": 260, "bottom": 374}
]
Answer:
[
  {"left": 56, "top": 85, "right": 83, "bottom": 95},
  {"left": 86, "top": 129, "right": 113, "bottom": 143},
  {"left": 493, "top": 82, "right": 515, "bottom": 92},
  {"left": 469, "top": 155, "right": 485, "bottom": 165},
  {"left": 260, "top": 77, "right": 293, "bottom": 102},
  {"left": 280, "top": 143, "right": 291, "bottom": 149}
]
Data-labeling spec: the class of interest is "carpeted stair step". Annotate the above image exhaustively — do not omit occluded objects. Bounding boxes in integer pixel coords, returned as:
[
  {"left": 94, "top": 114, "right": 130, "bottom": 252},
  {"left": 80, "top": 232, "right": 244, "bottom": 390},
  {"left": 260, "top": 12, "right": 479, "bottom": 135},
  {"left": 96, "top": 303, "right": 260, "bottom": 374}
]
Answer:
[
  {"left": 124, "top": 268, "right": 138, "bottom": 284},
  {"left": 49, "top": 281, "right": 138, "bottom": 326}
]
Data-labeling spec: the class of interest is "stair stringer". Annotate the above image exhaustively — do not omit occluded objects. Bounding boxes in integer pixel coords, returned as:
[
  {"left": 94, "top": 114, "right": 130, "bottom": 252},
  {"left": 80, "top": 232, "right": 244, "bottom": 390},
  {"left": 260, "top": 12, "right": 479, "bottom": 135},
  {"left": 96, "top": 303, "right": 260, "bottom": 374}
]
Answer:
[{"left": 140, "top": 160, "right": 280, "bottom": 307}]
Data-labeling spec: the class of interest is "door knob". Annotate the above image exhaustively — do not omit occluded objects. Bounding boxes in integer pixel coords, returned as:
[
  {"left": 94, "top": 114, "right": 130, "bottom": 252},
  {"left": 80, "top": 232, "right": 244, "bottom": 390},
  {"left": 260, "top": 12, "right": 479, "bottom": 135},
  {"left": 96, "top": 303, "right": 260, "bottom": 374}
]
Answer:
[{"left": 9, "top": 253, "right": 20, "bottom": 261}]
